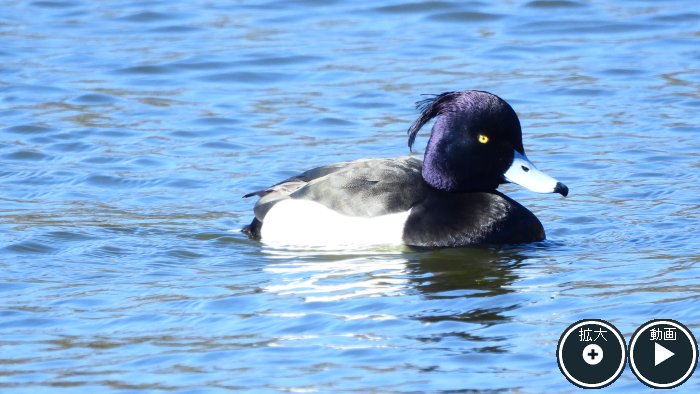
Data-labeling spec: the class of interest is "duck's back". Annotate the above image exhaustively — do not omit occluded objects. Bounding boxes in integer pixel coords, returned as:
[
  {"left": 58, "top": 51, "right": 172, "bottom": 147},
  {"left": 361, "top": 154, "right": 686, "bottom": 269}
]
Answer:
[{"left": 243, "top": 157, "right": 429, "bottom": 244}]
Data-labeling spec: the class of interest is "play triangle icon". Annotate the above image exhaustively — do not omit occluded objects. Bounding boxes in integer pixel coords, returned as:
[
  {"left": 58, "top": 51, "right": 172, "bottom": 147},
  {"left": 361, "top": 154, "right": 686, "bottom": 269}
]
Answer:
[{"left": 654, "top": 342, "right": 674, "bottom": 366}]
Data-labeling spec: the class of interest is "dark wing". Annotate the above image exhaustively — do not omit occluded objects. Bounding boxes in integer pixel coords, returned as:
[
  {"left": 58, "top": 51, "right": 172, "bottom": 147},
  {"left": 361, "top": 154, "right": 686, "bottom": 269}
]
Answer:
[
  {"left": 245, "top": 156, "right": 428, "bottom": 221},
  {"left": 242, "top": 161, "right": 351, "bottom": 198}
]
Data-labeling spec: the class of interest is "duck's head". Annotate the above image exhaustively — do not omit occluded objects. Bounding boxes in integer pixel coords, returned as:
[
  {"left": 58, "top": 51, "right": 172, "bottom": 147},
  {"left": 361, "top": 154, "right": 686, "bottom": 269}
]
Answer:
[{"left": 407, "top": 90, "right": 568, "bottom": 196}]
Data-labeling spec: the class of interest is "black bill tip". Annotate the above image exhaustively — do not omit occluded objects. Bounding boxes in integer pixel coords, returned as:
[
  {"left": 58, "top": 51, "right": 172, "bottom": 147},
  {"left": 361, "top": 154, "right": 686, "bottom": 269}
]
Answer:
[{"left": 554, "top": 182, "right": 569, "bottom": 197}]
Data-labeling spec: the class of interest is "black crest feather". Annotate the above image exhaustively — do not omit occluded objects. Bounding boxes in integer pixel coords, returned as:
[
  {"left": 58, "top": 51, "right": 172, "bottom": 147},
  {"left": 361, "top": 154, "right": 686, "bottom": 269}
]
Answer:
[{"left": 407, "top": 91, "right": 462, "bottom": 151}]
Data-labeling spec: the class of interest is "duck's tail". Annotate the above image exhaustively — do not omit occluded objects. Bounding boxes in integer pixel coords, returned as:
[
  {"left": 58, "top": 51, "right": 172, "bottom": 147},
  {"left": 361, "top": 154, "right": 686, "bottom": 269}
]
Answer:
[{"left": 241, "top": 217, "right": 262, "bottom": 240}]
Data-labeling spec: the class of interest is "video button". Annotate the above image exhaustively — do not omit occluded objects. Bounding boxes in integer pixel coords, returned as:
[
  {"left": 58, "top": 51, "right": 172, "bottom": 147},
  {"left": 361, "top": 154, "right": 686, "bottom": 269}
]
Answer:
[{"left": 629, "top": 319, "right": 697, "bottom": 389}]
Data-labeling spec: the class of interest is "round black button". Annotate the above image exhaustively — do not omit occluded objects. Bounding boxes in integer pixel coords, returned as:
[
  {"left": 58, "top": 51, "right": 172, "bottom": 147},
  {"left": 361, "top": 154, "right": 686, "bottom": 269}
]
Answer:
[
  {"left": 557, "top": 319, "right": 626, "bottom": 388},
  {"left": 629, "top": 319, "right": 697, "bottom": 389}
]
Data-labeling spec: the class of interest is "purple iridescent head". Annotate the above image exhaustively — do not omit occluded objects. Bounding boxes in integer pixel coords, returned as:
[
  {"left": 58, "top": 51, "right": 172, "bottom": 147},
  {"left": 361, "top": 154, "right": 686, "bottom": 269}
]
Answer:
[{"left": 407, "top": 90, "right": 568, "bottom": 196}]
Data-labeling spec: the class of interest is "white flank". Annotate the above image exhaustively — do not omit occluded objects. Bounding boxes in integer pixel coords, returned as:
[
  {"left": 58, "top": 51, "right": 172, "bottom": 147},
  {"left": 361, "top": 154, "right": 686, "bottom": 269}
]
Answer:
[{"left": 260, "top": 199, "right": 410, "bottom": 248}]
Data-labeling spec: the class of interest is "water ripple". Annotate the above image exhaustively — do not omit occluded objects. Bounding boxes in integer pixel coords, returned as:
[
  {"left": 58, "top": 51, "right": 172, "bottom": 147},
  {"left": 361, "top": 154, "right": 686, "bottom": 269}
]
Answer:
[{"left": 2, "top": 0, "right": 700, "bottom": 392}]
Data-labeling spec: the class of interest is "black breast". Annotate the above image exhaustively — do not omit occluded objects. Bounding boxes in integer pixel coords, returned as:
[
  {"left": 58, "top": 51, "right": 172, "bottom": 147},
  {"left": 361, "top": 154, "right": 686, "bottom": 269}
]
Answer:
[{"left": 402, "top": 190, "right": 545, "bottom": 247}]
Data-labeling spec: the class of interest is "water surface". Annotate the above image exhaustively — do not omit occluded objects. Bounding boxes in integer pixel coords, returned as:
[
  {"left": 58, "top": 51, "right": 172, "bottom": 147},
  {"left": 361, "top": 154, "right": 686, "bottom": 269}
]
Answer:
[{"left": 2, "top": 0, "right": 700, "bottom": 392}]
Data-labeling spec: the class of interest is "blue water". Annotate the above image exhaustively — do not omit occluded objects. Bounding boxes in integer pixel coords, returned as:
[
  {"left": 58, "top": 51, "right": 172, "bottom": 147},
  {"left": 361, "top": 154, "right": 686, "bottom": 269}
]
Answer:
[{"left": 2, "top": 0, "right": 700, "bottom": 392}]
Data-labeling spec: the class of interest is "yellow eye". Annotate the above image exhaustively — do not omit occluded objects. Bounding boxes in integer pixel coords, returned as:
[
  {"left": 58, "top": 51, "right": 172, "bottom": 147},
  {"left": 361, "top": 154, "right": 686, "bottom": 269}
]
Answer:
[{"left": 478, "top": 134, "right": 489, "bottom": 144}]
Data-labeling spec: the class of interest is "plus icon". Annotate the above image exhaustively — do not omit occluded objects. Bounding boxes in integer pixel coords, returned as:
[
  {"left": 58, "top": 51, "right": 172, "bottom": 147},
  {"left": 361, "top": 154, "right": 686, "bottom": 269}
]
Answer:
[
  {"left": 582, "top": 344, "right": 604, "bottom": 366},
  {"left": 588, "top": 347, "right": 599, "bottom": 361}
]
